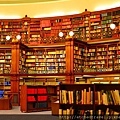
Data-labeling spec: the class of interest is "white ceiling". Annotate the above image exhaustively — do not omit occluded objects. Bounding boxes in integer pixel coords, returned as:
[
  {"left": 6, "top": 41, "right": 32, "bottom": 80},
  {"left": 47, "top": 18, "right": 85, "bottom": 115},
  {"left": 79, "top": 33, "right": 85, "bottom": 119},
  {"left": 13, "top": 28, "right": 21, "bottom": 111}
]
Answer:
[
  {"left": 0, "top": 0, "right": 119, "bottom": 18},
  {"left": 0, "top": 0, "right": 60, "bottom": 4}
]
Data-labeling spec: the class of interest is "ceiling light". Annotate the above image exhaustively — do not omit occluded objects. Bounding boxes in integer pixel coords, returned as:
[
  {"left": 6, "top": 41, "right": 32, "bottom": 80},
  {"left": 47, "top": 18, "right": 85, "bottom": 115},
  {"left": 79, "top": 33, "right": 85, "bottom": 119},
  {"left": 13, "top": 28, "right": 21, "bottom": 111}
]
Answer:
[
  {"left": 24, "top": 22, "right": 28, "bottom": 26},
  {"left": 110, "top": 23, "right": 116, "bottom": 30},
  {"left": 16, "top": 35, "right": 21, "bottom": 40},
  {"left": 6, "top": 35, "right": 11, "bottom": 40},
  {"left": 59, "top": 32, "right": 63, "bottom": 37},
  {"left": 69, "top": 31, "right": 74, "bottom": 37}
]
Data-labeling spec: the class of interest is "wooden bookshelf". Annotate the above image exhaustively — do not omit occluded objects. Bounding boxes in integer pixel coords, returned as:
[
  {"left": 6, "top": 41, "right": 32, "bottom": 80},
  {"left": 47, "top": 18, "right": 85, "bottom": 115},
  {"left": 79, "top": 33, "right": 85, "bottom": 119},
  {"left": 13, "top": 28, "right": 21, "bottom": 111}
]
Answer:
[
  {"left": 0, "top": 77, "right": 11, "bottom": 98},
  {"left": 24, "top": 46, "right": 66, "bottom": 74},
  {"left": 75, "top": 41, "right": 120, "bottom": 75},
  {"left": 19, "top": 76, "right": 65, "bottom": 86},
  {"left": 20, "top": 85, "right": 58, "bottom": 112},
  {"left": 0, "top": 47, "right": 11, "bottom": 74},
  {"left": 0, "top": 44, "right": 12, "bottom": 105},
  {"left": 19, "top": 76, "right": 65, "bottom": 101},
  {"left": 59, "top": 83, "right": 120, "bottom": 119},
  {"left": 73, "top": 41, "right": 86, "bottom": 73}
]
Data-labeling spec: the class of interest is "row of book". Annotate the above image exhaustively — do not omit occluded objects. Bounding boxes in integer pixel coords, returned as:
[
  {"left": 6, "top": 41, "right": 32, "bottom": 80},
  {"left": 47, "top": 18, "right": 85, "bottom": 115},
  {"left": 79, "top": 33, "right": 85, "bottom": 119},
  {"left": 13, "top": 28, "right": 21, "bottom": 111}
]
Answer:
[
  {"left": 83, "top": 68, "right": 118, "bottom": 72},
  {"left": 28, "top": 102, "right": 48, "bottom": 109},
  {"left": 0, "top": 81, "right": 10, "bottom": 85},
  {"left": 60, "top": 89, "right": 120, "bottom": 105},
  {"left": 27, "top": 88, "right": 47, "bottom": 94},
  {"left": 0, "top": 90, "right": 4, "bottom": 98},
  {"left": 20, "top": 81, "right": 60, "bottom": 86},
  {"left": 27, "top": 69, "right": 65, "bottom": 74},
  {"left": 26, "top": 58, "right": 65, "bottom": 62},
  {"left": 60, "top": 88, "right": 92, "bottom": 104},
  {"left": 26, "top": 50, "right": 65, "bottom": 55},
  {"left": 27, "top": 96, "right": 48, "bottom": 102},
  {"left": 95, "top": 90, "right": 120, "bottom": 105}
]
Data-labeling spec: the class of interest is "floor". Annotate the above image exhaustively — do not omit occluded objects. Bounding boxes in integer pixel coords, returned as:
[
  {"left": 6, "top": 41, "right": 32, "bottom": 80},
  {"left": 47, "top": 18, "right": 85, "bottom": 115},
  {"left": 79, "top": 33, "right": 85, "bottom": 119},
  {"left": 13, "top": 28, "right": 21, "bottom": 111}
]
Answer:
[
  {"left": 0, "top": 106, "right": 59, "bottom": 120},
  {"left": 0, "top": 106, "right": 51, "bottom": 114}
]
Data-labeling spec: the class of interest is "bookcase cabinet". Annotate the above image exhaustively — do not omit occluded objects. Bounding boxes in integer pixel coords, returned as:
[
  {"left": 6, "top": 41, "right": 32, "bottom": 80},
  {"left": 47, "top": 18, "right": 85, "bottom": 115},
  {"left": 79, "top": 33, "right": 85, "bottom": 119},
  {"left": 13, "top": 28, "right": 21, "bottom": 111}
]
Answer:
[
  {"left": 59, "top": 83, "right": 120, "bottom": 119},
  {"left": 0, "top": 47, "right": 11, "bottom": 74},
  {"left": 20, "top": 85, "right": 58, "bottom": 112},
  {"left": 0, "top": 77, "right": 11, "bottom": 98},
  {"left": 25, "top": 46, "right": 66, "bottom": 74},
  {"left": 0, "top": 44, "right": 11, "bottom": 100}
]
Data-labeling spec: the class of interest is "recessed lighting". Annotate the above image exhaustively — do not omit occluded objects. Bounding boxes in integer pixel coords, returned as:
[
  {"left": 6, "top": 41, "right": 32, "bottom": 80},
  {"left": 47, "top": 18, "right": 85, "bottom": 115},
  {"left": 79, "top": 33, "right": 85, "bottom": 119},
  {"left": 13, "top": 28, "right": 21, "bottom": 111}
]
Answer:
[
  {"left": 6, "top": 35, "right": 11, "bottom": 40},
  {"left": 59, "top": 32, "right": 63, "bottom": 37},
  {"left": 69, "top": 31, "right": 74, "bottom": 37},
  {"left": 110, "top": 23, "right": 116, "bottom": 30},
  {"left": 16, "top": 35, "right": 21, "bottom": 40},
  {"left": 114, "top": 77, "right": 119, "bottom": 79}
]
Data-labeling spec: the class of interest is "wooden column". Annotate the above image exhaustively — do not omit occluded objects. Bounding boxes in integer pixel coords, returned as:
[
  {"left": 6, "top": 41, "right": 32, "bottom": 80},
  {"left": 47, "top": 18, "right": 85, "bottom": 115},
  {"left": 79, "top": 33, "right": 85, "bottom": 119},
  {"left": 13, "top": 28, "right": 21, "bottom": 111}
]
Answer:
[
  {"left": 10, "top": 42, "right": 20, "bottom": 106},
  {"left": 65, "top": 38, "right": 75, "bottom": 83}
]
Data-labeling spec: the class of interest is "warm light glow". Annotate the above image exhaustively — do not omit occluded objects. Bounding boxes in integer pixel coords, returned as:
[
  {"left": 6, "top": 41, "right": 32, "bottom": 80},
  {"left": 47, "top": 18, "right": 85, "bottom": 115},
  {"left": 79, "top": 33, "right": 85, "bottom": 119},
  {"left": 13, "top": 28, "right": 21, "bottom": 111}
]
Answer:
[
  {"left": 111, "top": 82, "right": 119, "bottom": 84},
  {"left": 0, "top": 15, "right": 20, "bottom": 19},
  {"left": 95, "top": 2, "right": 120, "bottom": 11},
  {"left": 34, "top": 11, "right": 80, "bottom": 18},
  {"left": 6, "top": 35, "right": 11, "bottom": 40},
  {"left": 110, "top": 23, "right": 116, "bottom": 30},
  {"left": 34, "top": 12, "right": 64, "bottom": 18},
  {"left": 59, "top": 32, "right": 63, "bottom": 37},
  {"left": 67, "top": 11, "right": 80, "bottom": 15},
  {"left": 92, "top": 82, "right": 99, "bottom": 84},
  {"left": 49, "top": 12, "right": 64, "bottom": 17},
  {"left": 114, "top": 77, "right": 119, "bottom": 79},
  {"left": 95, "top": 78, "right": 103, "bottom": 80},
  {"left": 24, "top": 22, "right": 28, "bottom": 26},
  {"left": 101, "top": 82, "right": 109, "bottom": 84},
  {"left": 0, "top": 0, "right": 119, "bottom": 19},
  {"left": 69, "top": 31, "right": 74, "bottom": 37},
  {"left": 16, "top": 35, "right": 21, "bottom": 40}
]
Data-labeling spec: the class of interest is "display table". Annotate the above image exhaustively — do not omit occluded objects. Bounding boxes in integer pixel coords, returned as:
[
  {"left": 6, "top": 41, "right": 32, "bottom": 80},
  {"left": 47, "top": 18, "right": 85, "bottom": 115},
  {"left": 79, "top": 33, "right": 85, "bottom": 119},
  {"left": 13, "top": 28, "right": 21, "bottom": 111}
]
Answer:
[
  {"left": 0, "top": 98, "right": 12, "bottom": 110},
  {"left": 51, "top": 101, "right": 59, "bottom": 116}
]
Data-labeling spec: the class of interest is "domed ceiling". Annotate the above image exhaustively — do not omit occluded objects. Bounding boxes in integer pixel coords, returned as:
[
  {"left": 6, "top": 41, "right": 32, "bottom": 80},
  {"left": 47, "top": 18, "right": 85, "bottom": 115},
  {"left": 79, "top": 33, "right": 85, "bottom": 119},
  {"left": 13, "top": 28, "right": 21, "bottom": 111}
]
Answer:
[
  {"left": 0, "top": 0, "right": 119, "bottom": 18},
  {"left": 0, "top": 0, "right": 60, "bottom": 4}
]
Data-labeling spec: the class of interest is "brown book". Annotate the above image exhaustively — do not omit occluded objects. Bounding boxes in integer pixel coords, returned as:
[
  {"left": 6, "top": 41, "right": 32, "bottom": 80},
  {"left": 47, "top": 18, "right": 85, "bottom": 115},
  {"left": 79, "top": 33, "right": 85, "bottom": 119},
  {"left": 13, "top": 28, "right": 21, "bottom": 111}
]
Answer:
[
  {"left": 113, "top": 90, "right": 120, "bottom": 105},
  {"left": 68, "top": 91, "right": 71, "bottom": 104},
  {"left": 86, "top": 87, "right": 91, "bottom": 104},
  {"left": 81, "top": 90, "right": 84, "bottom": 104},
  {"left": 102, "top": 92, "right": 108, "bottom": 105},
  {"left": 97, "top": 91, "right": 101, "bottom": 105},
  {"left": 110, "top": 90, "right": 116, "bottom": 105},
  {"left": 84, "top": 89, "right": 87, "bottom": 104},
  {"left": 70, "top": 91, "right": 73, "bottom": 104}
]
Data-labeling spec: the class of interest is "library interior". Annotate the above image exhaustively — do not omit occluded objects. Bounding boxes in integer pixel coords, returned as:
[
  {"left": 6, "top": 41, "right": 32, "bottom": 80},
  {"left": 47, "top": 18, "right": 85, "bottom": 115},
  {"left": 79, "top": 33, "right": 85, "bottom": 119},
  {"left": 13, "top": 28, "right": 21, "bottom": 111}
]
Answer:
[{"left": 0, "top": 0, "right": 120, "bottom": 119}]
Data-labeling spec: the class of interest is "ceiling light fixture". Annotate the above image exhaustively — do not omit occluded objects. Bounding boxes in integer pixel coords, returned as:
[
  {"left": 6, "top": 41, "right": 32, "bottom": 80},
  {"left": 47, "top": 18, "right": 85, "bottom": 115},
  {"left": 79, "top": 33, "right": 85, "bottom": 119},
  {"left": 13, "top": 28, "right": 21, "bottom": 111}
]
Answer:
[
  {"left": 110, "top": 23, "right": 116, "bottom": 30},
  {"left": 6, "top": 35, "right": 11, "bottom": 40},
  {"left": 69, "top": 31, "right": 74, "bottom": 37},
  {"left": 59, "top": 32, "right": 63, "bottom": 37},
  {"left": 16, "top": 35, "right": 21, "bottom": 40}
]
